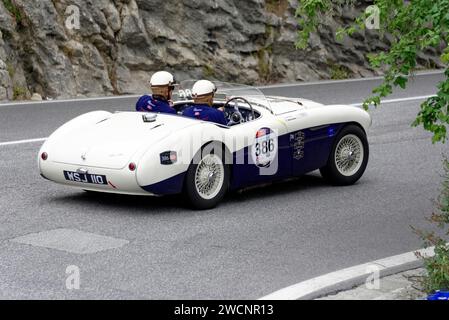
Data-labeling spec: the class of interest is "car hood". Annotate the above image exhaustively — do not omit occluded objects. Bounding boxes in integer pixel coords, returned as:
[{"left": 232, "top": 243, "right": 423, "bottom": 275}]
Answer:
[{"left": 50, "top": 112, "right": 196, "bottom": 169}]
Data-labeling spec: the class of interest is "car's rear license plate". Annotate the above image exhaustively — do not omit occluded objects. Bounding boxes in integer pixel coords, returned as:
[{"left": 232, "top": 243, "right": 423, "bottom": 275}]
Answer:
[{"left": 63, "top": 171, "right": 108, "bottom": 185}]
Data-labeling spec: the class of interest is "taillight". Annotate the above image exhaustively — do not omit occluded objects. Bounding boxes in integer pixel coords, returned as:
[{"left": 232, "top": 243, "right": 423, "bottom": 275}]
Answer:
[
  {"left": 41, "top": 152, "right": 48, "bottom": 161},
  {"left": 128, "top": 162, "right": 136, "bottom": 171}
]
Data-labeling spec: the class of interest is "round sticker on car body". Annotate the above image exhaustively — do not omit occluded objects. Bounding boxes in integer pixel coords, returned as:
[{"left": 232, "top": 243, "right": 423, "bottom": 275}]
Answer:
[{"left": 251, "top": 128, "right": 278, "bottom": 167}]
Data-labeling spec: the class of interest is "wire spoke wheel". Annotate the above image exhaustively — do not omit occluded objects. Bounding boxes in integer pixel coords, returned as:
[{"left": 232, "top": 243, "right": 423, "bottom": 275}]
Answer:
[
  {"left": 320, "top": 125, "right": 369, "bottom": 186},
  {"left": 334, "top": 134, "right": 364, "bottom": 177},
  {"left": 194, "top": 153, "right": 225, "bottom": 200}
]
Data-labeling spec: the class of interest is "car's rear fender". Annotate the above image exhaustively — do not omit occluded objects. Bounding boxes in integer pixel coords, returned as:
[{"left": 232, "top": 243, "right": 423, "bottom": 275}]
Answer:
[{"left": 135, "top": 123, "right": 233, "bottom": 195}]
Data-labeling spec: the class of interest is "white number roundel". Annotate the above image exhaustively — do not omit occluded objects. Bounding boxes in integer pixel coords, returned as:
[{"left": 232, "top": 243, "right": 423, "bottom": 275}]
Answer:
[{"left": 251, "top": 128, "right": 278, "bottom": 167}]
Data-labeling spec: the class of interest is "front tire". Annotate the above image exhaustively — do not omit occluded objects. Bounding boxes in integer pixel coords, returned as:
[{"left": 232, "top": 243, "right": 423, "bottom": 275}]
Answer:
[
  {"left": 184, "top": 143, "right": 230, "bottom": 210},
  {"left": 320, "top": 124, "right": 369, "bottom": 186}
]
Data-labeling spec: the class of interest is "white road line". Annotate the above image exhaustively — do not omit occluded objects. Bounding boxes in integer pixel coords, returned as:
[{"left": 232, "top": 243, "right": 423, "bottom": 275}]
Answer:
[
  {"left": 349, "top": 94, "right": 436, "bottom": 107},
  {"left": 0, "top": 138, "right": 47, "bottom": 147},
  {"left": 259, "top": 246, "right": 435, "bottom": 300},
  {"left": 0, "top": 70, "right": 443, "bottom": 108},
  {"left": 0, "top": 94, "right": 436, "bottom": 147},
  {"left": 259, "top": 69, "right": 444, "bottom": 89},
  {"left": 0, "top": 94, "right": 140, "bottom": 108}
]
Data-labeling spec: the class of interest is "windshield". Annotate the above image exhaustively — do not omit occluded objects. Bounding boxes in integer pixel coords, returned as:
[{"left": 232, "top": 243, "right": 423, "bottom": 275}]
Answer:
[{"left": 172, "top": 80, "right": 272, "bottom": 114}]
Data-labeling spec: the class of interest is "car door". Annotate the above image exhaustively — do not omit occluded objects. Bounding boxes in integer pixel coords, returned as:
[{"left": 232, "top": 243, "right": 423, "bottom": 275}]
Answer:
[
  {"left": 226, "top": 112, "right": 291, "bottom": 190},
  {"left": 278, "top": 106, "right": 342, "bottom": 176}
]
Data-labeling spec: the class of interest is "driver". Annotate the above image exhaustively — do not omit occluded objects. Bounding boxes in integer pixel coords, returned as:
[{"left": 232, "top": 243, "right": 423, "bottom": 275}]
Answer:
[
  {"left": 136, "top": 71, "right": 177, "bottom": 114},
  {"left": 182, "top": 80, "right": 227, "bottom": 126}
]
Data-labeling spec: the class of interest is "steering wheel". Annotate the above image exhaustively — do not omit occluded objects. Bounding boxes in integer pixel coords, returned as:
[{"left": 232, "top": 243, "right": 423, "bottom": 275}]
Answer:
[{"left": 223, "top": 97, "right": 256, "bottom": 124}]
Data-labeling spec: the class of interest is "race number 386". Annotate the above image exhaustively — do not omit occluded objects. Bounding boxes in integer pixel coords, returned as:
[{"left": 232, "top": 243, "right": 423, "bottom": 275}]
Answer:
[
  {"left": 251, "top": 128, "right": 278, "bottom": 168},
  {"left": 255, "top": 139, "right": 275, "bottom": 157}
]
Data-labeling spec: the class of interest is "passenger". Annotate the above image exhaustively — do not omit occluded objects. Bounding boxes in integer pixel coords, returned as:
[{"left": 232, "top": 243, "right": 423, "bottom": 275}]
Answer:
[
  {"left": 182, "top": 80, "right": 227, "bottom": 126},
  {"left": 136, "top": 71, "right": 176, "bottom": 114}
]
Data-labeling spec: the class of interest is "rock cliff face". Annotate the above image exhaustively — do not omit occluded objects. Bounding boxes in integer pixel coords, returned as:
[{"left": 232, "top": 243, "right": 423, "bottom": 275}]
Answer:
[{"left": 0, "top": 0, "right": 443, "bottom": 100}]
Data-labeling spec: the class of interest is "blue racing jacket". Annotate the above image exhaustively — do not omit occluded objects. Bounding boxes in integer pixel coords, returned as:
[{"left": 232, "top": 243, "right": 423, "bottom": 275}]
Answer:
[
  {"left": 136, "top": 95, "right": 176, "bottom": 114},
  {"left": 182, "top": 104, "right": 227, "bottom": 126}
]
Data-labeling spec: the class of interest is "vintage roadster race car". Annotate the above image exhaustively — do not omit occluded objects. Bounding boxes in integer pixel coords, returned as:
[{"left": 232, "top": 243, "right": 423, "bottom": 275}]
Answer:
[{"left": 38, "top": 81, "right": 371, "bottom": 209}]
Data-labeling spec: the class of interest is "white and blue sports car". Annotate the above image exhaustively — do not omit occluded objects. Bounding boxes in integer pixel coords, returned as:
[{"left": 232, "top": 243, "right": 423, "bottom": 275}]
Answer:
[{"left": 38, "top": 81, "right": 371, "bottom": 209}]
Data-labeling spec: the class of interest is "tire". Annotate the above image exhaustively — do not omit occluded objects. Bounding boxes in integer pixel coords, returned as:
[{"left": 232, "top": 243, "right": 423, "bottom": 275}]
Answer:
[
  {"left": 320, "top": 124, "right": 369, "bottom": 186},
  {"left": 184, "top": 143, "right": 230, "bottom": 210}
]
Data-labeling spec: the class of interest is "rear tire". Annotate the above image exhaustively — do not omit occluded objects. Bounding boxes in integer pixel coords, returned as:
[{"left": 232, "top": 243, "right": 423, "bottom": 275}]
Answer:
[
  {"left": 320, "top": 124, "right": 369, "bottom": 186},
  {"left": 184, "top": 143, "right": 230, "bottom": 210}
]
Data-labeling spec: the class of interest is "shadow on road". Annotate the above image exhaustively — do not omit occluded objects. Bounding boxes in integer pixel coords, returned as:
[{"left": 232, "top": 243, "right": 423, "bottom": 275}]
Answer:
[
  {"left": 226, "top": 174, "right": 330, "bottom": 202},
  {"left": 47, "top": 191, "right": 187, "bottom": 215},
  {"left": 45, "top": 173, "right": 340, "bottom": 213}
]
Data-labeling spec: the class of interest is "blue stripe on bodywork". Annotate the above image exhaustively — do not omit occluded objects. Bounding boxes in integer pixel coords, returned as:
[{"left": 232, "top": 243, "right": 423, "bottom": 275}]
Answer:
[
  {"left": 292, "top": 123, "right": 343, "bottom": 176},
  {"left": 141, "top": 123, "right": 344, "bottom": 195},
  {"left": 141, "top": 172, "right": 186, "bottom": 195},
  {"left": 229, "top": 133, "right": 292, "bottom": 190},
  {"left": 229, "top": 124, "right": 343, "bottom": 190}
]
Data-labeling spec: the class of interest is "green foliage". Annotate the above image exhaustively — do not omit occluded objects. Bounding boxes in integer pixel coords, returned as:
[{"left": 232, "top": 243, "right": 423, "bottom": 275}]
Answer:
[
  {"left": 296, "top": 0, "right": 449, "bottom": 143},
  {"left": 413, "top": 159, "right": 449, "bottom": 293},
  {"left": 6, "top": 62, "right": 15, "bottom": 78},
  {"left": 413, "top": 69, "right": 449, "bottom": 143},
  {"left": 12, "top": 86, "right": 26, "bottom": 100},
  {"left": 203, "top": 64, "right": 216, "bottom": 78},
  {"left": 329, "top": 62, "right": 350, "bottom": 80},
  {"left": 423, "top": 245, "right": 449, "bottom": 293},
  {"left": 2, "top": 0, "right": 22, "bottom": 23},
  {"left": 257, "top": 47, "right": 272, "bottom": 82}
]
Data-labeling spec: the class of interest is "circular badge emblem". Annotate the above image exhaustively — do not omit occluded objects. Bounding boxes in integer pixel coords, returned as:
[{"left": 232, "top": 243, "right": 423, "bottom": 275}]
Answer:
[{"left": 251, "top": 128, "right": 278, "bottom": 168}]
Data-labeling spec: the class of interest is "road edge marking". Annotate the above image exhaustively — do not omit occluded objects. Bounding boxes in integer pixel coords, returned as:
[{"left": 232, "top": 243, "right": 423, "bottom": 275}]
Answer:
[
  {"left": 0, "top": 138, "right": 47, "bottom": 147},
  {"left": 0, "top": 95, "right": 140, "bottom": 108},
  {"left": 258, "top": 69, "right": 444, "bottom": 89},
  {"left": 0, "top": 95, "right": 436, "bottom": 147},
  {"left": 259, "top": 246, "right": 435, "bottom": 300},
  {"left": 0, "top": 70, "right": 443, "bottom": 108},
  {"left": 349, "top": 94, "right": 435, "bottom": 107}
]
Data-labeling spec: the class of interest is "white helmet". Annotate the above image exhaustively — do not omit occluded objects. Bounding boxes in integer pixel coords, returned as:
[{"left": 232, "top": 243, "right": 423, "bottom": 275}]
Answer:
[
  {"left": 150, "top": 71, "right": 175, "bottom": 87},
  {"left": 192, "top": 80, "right": 216, "bottom": 97}
]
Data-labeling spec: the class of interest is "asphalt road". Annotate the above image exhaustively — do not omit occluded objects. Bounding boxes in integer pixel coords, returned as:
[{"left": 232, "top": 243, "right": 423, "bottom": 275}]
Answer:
[{"left": 0, "top": 71, "right": 447, "bottom": 299}]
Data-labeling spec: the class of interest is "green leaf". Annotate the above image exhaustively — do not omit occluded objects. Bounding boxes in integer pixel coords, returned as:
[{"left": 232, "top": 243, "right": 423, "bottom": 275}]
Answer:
[
  {"left": 295, "top": 0, "right": 449, "bottom": 143},
  {"left": 394, "top": 76, "right": 408, "bottom": 89}
]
